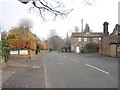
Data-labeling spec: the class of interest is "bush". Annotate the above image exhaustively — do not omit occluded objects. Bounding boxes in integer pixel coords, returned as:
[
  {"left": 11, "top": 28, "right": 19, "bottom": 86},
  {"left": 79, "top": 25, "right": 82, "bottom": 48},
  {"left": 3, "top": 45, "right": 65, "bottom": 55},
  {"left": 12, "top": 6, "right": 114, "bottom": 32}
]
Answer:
[
  {"left": 2, "top": 40, "right": 11, "bottom": 62},
  {"left": 6, "top": 34, "right": 19, "bottom": 40},
  {"left": 36, "top": 43, "right": 41, "bottom": 54},
  {"left": 83, "top": 42, "right": 99, "bottom": 53},
  {"left": 8, "top": 40, "right": 36, "bottom": 50}
]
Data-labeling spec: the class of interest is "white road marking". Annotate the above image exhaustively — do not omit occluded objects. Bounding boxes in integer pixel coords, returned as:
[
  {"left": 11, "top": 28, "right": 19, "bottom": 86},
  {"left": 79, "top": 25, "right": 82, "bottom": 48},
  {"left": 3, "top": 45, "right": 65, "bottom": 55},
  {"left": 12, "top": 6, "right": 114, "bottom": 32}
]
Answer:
[
  {"left": 86, "top": 64, "right": 110, "bottom": 74},
  {"left": 33, "top": 66, "right": 40, "bottom": 68},
  {"left": 71, "top": 58, "right": 79, "bottom": 62},
  {"left": 44, "top": 65, "right": 48, "bottom": 88},
  {"left": 43, "top": 55, "right": 48, "bottom": 88},
  {"left": 57, "top": 62, "right": 64, "bottom": 64}
]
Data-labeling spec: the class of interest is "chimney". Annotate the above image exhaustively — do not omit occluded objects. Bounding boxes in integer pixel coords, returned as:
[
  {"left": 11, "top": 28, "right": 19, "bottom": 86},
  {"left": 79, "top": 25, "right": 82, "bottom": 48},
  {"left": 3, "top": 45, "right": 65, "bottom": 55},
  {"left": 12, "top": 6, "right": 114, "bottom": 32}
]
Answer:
[
  {"left": 103, "top": 22, "right": 109, "bottom": 36},
  {"left": 81, "top": 19, "right": 83, "bottom": 32}
]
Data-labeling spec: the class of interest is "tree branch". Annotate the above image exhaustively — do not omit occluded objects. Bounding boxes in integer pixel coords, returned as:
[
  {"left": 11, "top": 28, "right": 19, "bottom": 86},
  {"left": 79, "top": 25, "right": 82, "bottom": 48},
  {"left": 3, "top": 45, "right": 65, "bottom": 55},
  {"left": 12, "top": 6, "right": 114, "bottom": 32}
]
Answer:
[{"left": 29, "top": 0, "right": 73, "bottom": 20}]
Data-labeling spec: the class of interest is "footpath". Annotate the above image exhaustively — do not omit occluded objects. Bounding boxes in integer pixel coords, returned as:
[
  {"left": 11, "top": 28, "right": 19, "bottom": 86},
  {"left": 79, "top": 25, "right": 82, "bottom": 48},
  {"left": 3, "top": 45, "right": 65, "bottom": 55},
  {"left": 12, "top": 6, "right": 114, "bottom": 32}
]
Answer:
[{"left": 1, "top": 53, "right": 45, "bottom": 88}]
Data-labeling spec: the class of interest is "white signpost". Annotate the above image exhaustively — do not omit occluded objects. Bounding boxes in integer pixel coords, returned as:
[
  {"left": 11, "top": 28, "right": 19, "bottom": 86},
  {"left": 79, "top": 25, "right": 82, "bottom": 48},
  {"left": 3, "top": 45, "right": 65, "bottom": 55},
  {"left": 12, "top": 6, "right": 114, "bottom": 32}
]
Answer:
[{"left": 19, "top": 50, "right": 28, "bottom": 55}]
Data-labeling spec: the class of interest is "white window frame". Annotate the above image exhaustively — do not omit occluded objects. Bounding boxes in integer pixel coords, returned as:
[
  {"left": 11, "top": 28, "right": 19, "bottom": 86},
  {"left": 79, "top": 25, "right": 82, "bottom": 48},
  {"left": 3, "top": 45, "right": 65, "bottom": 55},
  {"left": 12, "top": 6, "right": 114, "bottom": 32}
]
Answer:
[
  {"left": 78, "top": 37, "right": 82, "bottom": 41},
  {"left": 84, "top": 38, "right": 87, "bottom": 41}
]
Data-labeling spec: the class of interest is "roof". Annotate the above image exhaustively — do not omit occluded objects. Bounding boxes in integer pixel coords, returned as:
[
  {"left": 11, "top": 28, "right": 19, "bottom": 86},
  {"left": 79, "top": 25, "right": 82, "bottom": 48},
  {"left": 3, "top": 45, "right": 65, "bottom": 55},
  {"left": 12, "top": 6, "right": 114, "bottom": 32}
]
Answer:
[{"left": 71, "top": 32, "right": 103, "bottom": 38}]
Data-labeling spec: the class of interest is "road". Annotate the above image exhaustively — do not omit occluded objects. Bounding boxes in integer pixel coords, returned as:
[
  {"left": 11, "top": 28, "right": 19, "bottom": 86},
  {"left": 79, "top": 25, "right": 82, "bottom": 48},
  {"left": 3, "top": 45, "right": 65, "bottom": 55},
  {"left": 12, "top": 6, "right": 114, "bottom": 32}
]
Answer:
[
  {"left": 2, "top": 52, "right": 118, "bottom": 88},
  {"left": 43, "top": 52, "right": 118, "bottom": 88}
]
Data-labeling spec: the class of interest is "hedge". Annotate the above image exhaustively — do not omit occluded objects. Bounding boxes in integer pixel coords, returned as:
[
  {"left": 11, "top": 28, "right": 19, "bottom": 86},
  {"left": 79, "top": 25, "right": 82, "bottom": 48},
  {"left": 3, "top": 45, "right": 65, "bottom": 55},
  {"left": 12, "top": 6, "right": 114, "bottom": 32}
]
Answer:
[{"left": 8, "top": 40, "right": 36, "bottom": 50}]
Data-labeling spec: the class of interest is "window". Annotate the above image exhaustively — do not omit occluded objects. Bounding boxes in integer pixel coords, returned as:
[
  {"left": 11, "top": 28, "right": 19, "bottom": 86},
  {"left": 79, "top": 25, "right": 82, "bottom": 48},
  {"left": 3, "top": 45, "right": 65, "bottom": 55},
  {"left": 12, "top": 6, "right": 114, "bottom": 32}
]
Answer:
[
  {"left": 99, "top": 37, "right": 101, "bottom": 40},
  {"left": 115, "top": 31, "right": 118, "bottom": 35},
  {"left": 92, "top": 37, "right": 98, "bottom": 41},
  {"left": 84, "top": 38, "right": 87, "bottom": 41},
  {"left": 78, "top": 37, "right": 81, "bottom": 41},
  {"left": 74, "top": 38, "right": 77, "bottom": 40},
  {"left": 117, "top": 45, "right": 120, "bottom": 52}
]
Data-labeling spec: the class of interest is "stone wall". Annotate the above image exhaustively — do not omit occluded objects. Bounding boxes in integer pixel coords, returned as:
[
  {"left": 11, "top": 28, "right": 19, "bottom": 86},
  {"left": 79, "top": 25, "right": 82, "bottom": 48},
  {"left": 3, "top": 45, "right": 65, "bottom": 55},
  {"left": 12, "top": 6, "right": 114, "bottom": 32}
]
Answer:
[
  {"left": 99, "top": 23, "right": 120, "bottom": 58},
  {"left": 110, "top": 44, "right": 117, "bottom": 57},
  {"left": 9, "top": 49, "right": 35, "bottom": 60}
]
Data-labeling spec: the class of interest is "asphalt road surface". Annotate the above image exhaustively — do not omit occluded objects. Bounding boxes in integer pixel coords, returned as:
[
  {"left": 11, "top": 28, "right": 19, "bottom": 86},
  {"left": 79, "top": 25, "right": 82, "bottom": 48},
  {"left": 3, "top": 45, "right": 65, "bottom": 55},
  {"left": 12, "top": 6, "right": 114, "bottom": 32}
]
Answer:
[
  {"left": 43, "top": 52, "right": 118, "bottom": 88},
  {"left": 2, "top": 52, "right": 118, "bottom": 88}
]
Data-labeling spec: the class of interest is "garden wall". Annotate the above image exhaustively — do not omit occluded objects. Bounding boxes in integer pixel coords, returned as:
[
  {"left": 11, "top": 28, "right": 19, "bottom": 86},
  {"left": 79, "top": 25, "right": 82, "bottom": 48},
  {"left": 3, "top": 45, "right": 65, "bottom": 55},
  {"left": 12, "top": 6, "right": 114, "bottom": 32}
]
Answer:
[{"left": 9, "top": 49, "right": 35, "bottom": 60}]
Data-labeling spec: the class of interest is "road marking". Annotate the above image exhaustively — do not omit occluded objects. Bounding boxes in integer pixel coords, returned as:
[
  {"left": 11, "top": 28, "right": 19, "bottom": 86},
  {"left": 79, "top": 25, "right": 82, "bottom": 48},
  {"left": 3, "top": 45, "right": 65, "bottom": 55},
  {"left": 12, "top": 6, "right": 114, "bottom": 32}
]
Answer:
[
  {"left": 0, "top": 70, "right": 16, "bottom": 73},
  {"left": 86, "top": 64, "right": 109, "bottom": 74},
  {"left": 33, "top": 66, "right": 40, "bottom": 68},
  {"left": 44, "top": 65, "right": 48, "bottom": 88},
  {"left": 9, "top": 64, "right": 27, "bottom": 67},
  {"left": 57, "top": 62, "right": 64, "bottom": 64},
  {"left": 43, "top": 55, "right": 48, "bottom": 88},
  {"left": 71, "top": 58, "right": 79, "bottom": 62}
]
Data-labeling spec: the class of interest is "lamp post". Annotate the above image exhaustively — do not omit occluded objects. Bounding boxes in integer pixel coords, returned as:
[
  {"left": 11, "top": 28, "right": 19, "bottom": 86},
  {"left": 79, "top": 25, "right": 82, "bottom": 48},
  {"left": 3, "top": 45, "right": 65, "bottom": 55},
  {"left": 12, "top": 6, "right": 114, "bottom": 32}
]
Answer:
[{"left": 18, "top": 0, "right": 31, "bottom": 4}]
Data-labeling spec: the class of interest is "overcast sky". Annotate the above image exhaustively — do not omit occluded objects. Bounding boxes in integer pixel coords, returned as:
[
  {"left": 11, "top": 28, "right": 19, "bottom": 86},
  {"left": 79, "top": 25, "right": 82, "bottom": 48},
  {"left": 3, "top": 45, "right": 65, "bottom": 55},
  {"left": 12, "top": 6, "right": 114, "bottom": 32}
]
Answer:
[{"left": 0, "top": 0, "right": 119, "bottom": 40}]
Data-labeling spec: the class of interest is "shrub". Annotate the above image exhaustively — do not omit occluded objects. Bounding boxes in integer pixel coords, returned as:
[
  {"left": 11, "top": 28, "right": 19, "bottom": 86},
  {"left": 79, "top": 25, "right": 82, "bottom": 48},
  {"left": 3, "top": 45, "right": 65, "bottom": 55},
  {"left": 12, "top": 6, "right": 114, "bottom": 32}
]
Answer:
[
  {"left": 6, "top": 34, "right": 19, "bottom": 40},
  {"left": 36, "top": 43, "right": 41, "bottom": 54},
  {"left": 2, "top": 40, "right": 11, "bottom": 62},
  {"left": 84, "top": 42, "right": 99, "bottom": 53},
  {"left": 8, "top": 40, "right": 36, "bottom": 50}
]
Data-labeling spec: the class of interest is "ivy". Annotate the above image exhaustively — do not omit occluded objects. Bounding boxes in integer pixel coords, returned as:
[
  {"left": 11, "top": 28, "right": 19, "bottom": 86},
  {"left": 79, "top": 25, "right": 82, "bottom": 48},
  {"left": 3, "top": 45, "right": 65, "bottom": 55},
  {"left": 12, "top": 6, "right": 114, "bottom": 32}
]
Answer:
[{"left": 2, "top": 40, "right": 11, "bottom": 62}]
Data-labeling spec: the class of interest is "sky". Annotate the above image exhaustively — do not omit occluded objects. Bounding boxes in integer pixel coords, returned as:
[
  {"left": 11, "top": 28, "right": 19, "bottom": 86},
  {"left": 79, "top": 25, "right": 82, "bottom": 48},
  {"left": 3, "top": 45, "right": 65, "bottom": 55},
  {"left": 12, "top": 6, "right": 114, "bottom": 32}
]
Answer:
[{"left": 0, "top": 0, "right": 119, "bottom": 40}]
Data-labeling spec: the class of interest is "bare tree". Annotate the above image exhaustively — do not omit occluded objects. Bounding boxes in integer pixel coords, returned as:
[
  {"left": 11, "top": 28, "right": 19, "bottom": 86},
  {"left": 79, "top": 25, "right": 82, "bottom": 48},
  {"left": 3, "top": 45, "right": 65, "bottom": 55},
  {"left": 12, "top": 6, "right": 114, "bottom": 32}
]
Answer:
[
  {"left": 47, "top": 30, "right": 64, "bottom": 51},
  {"left": 49, "top": 29, "right": 58, "bottom": 37},
  {"left": 83, "top": 0, "right": 95, "bottom": 6},
  {"left": 19, "top": 0, "right": 95, "bottom": 20},
  {"left": 18, "top": 18, "right": 33, "bottom": 30},
  {"left": 74, "top": 26, "right": 79, "bottom": 33},
  {"left": 48, "top": 35, "right": 64, "bottom": 51}
]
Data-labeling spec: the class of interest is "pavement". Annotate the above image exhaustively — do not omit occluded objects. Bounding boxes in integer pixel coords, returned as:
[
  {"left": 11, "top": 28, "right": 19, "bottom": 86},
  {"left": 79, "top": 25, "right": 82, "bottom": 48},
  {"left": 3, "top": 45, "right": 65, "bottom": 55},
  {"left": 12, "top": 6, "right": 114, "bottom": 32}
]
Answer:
[{"left": 2, "top": 53, "right": 45, "bottom": 88}]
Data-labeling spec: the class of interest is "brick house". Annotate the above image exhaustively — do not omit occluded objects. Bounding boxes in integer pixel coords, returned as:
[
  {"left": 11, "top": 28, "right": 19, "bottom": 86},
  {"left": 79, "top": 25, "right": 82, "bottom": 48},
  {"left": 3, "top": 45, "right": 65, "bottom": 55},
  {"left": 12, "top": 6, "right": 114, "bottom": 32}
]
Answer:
[
  {"left": 71, "top": 24, "right": 103, "bottom": 53},
  {"left": 99, "top": 22, "right": 120, "bottom": 58}
]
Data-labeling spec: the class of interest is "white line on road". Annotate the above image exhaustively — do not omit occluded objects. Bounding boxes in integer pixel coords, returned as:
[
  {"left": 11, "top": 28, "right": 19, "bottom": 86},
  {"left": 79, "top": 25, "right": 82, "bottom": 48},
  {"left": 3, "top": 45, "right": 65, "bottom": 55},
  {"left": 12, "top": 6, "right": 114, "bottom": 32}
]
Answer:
[
  {"left": 57, "top": 62, "right": 64, "bottom": 64},
  {"left": 71, "top": 58, "right": 79, "bottom": 62},
  {"left": 86, "top": 64, "right": 110, "bottom": 74},
  {"left": 44, "top": 65, "right": 48, "bottom": 88},
  {"left": 43, "top": 55, "right": 48, "bottom": 88}
]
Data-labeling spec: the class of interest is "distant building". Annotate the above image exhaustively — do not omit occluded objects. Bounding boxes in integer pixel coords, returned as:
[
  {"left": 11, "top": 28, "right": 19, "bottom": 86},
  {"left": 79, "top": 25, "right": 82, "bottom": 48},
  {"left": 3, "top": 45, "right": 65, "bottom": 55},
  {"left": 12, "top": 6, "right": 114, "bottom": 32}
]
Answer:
[
  {"left": 99, "top": 22, "right": 120, "bottom": 58},
  {"left": 71, "top": 24, "right": 103, "bottom": 53}
]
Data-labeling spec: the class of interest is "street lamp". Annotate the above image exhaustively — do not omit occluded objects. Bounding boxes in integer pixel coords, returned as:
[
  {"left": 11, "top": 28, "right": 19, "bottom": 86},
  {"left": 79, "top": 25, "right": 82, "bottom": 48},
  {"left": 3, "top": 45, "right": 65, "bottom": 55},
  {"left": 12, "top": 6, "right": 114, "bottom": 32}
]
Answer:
[{"left": 18, "top": 0, "right": 31, "bottom": 4}]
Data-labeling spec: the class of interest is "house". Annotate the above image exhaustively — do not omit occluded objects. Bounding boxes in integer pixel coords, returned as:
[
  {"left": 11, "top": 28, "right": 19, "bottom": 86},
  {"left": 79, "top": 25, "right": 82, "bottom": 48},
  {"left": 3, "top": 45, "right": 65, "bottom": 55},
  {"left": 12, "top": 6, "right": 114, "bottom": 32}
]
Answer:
[
  {"left": 99, "top": 22, "right": 120, "bottom": 58},
  {"left": 71, "top": 24, "right": 103, "bottom": 53}
]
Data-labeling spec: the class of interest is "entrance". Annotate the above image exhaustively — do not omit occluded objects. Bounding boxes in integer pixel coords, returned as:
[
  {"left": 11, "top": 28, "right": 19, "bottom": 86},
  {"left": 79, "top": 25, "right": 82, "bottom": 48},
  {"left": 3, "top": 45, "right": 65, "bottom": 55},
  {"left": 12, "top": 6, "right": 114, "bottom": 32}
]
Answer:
[{"left": 76, "top": 46, "right": 80, "bottom": 53}]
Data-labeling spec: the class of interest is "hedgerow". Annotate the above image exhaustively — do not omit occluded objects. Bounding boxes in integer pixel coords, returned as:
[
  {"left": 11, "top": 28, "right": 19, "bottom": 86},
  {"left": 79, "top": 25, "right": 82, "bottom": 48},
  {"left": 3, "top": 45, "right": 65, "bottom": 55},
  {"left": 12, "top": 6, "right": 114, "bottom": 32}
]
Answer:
[{"left": 8, "top": 40, "right": 36, "bottom": 50}]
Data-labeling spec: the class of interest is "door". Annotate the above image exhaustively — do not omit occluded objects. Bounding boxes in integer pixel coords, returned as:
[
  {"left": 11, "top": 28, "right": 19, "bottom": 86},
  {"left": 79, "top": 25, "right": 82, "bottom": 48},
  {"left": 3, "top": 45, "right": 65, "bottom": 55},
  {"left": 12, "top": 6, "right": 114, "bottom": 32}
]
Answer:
[{"left": 76, "top": 46, "right": 80, "bottom": 53}]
